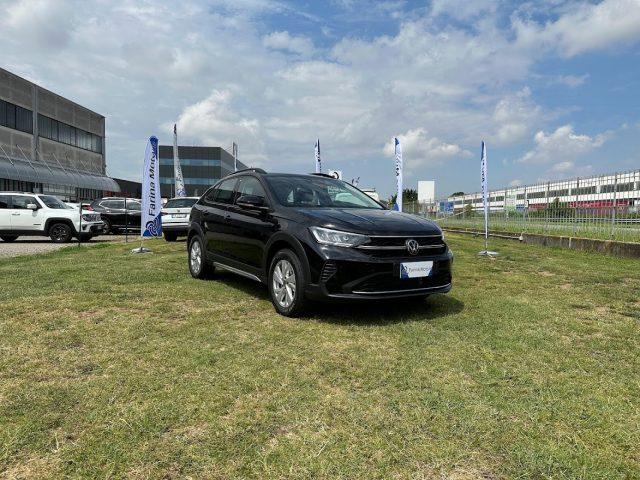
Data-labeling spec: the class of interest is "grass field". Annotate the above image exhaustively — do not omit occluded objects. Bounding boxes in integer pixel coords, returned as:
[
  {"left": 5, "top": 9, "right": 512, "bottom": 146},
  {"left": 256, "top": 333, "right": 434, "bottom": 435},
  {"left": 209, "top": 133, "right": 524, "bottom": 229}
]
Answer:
[{"left": 1, "top": 234, "right": 639, "bottom": 479}]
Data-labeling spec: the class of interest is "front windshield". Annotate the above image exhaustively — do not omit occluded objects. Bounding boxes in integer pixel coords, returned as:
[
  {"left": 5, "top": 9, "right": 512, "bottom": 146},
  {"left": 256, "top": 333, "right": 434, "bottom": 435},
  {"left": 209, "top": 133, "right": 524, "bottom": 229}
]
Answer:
[
  {"left": 266, "top": 175, "right": 384, "bottom": 209},
  {"left": 38, "top": 195, "right": 69, "bottom": 209}
]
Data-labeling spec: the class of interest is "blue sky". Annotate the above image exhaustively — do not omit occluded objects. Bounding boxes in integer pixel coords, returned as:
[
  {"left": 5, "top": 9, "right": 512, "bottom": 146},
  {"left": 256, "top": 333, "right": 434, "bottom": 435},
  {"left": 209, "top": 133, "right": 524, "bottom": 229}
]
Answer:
[{"left": 1, "top": 0, "right": 639, "bottom": 198}]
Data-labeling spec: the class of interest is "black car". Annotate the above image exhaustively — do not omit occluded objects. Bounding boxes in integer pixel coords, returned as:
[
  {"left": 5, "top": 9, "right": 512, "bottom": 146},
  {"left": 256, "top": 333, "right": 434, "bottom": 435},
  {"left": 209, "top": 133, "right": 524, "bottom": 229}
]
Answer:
[
  {"left": 187, "top": 169, "right": 453, "bottom": 316},
  {"left": 88, "top": 197, "right": 141, "bottom": 234}
]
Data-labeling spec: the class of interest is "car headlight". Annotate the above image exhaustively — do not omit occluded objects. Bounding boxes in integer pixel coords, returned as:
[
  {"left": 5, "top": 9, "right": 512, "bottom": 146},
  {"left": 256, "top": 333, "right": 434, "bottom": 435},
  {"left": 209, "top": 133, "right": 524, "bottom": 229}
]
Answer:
[{"left": 309, "top": 227, "right": 370, "bottom": 247}]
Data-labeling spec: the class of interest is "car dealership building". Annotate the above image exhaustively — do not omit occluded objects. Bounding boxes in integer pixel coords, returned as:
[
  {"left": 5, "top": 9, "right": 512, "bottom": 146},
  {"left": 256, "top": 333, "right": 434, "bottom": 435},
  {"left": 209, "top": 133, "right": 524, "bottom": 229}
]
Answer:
[
  {"left": 158, "top": 145, "right": 246, "bottom": 198},
  {"left": 0, "top": 67, "right": 120, "bottom": 201}
]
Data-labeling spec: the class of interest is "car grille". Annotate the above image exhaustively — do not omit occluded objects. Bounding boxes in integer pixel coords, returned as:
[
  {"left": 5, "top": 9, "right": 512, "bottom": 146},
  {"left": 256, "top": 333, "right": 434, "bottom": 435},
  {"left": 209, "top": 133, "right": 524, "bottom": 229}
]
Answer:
[
  {"left": 356, "top": 235, "right": 447, "bottom": 257},
  {"left": 82, "top": 214, "right": 101, "bottom": 222}
]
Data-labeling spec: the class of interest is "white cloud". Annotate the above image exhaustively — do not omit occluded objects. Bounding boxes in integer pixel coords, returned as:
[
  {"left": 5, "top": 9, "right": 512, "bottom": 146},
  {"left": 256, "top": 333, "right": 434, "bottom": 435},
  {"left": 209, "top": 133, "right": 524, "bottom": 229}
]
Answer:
[
  {"left": 492, "top": 87, "right": 543, "bottom": 145},
  {"left": 383, "top": 129, "right": 471, "bottom": 170},
  {"left": 263, "top": 31, "right": 314, "bottom": 56},
  {"left": 514, "top": 0, "right": 640, "bottom": 57},
  {"left": 509, "top": 179, "right": 523, "bottom": 187},
  {"left": 518, "top": 125, "right": 610, "bottom": 168},
  {"left": 549, "top": 74, "right": 589, "bottom": 88}
]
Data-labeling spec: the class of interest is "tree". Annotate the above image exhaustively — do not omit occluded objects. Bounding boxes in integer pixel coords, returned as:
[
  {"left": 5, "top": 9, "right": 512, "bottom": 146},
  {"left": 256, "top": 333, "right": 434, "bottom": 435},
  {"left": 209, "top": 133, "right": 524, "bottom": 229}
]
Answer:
[
  {"left": 464, "top": 203, "right": 474, "bottom": 217},
  {"left": 451, "top": 191, "right": 465, "bottom": 197},
  {"left": 390, "top": 188, "right": 418, "bottom": 205}
]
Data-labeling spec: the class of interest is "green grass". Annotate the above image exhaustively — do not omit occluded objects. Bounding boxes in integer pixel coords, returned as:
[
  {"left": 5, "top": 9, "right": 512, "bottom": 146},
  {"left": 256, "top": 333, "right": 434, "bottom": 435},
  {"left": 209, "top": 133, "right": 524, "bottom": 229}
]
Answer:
[{"left": 0, "top": 234, "right": 638, "bottom": 479}]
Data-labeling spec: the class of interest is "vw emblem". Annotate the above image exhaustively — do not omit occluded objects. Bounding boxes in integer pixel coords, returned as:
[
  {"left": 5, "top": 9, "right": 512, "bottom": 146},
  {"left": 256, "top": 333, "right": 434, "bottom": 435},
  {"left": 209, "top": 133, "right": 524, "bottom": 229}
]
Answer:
[{"left": 405, "top": 239, "right": 419, "bottom": 255}]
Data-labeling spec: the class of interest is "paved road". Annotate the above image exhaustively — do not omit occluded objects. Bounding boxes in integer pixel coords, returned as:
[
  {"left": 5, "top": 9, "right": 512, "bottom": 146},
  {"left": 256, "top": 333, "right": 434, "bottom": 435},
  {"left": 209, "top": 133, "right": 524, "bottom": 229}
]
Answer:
[{"left": 0, "top": 235, "right": 129, "bottom": 258}]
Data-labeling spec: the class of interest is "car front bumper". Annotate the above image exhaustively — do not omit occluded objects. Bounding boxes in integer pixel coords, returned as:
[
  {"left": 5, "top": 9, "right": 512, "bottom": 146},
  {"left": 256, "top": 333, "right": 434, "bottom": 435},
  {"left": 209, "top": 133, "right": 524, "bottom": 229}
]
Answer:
[{"left": 302, "top": 242, "right": 453, "bottom": 301}]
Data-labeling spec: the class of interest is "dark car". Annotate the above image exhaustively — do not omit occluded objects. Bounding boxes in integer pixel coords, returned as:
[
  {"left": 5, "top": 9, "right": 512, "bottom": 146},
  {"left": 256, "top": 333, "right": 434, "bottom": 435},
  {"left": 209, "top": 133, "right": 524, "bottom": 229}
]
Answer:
[
  {"left": 88, "top": 197, "right": 141, "bottom": 234},
  {"left": 187, "top": 169, "right": 452, "bottom": 317}
]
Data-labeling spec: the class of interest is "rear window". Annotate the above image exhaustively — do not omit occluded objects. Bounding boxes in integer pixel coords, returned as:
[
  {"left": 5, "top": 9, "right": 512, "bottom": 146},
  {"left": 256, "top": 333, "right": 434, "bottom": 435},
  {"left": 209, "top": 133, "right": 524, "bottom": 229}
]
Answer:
[{"left": 164, "top": 198, "right": 198, "bottom": 209}]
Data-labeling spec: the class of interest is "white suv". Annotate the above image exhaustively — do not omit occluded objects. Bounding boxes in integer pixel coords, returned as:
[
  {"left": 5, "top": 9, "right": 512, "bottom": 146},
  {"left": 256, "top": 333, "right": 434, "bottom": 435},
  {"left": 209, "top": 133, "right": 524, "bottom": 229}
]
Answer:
[
  {"left": 161, "top": 196, "right": 199, "bottom": 241},
  {"left": 0, "top": 192, "right": 104, "bottom": 243}
]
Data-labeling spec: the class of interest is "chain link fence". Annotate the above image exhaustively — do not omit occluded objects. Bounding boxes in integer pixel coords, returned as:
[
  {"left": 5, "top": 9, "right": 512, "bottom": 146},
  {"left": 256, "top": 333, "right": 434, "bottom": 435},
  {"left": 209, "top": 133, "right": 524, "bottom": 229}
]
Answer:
[{"left": 402, "top": 169, "right": 640, "bottom": 243}]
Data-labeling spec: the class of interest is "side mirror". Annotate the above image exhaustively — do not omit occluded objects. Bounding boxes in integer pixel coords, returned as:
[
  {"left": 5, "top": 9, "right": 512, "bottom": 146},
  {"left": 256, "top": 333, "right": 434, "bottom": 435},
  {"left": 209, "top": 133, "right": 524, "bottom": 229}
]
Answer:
[
  {"left": 27, "top": 203, "right": 38, "bottom": 211},
  {"left": 236, "top": 195, "right": 268, "bottom": 211}
]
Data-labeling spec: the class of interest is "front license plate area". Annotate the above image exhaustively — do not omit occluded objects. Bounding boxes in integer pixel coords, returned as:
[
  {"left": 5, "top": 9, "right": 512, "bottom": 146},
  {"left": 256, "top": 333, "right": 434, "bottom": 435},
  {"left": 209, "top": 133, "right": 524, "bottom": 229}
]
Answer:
[
  {"left": 400, "top": 261, "right": 433, "bottom": 279},
  {"left": 174, "top": 214, "right": 187, "bottom": 218}
]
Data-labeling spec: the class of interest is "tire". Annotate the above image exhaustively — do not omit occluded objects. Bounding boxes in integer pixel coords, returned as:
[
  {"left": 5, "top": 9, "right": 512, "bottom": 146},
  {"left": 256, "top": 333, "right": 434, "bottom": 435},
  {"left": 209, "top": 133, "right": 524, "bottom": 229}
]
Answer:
[
  {"left": 49, "top": 222, "right": 73, "bottom": 243},
  {"left": 188, "top": 236, "right": 214, "bottom": 279},
  {"left": 102, "top": 218, "right": 113, "bottom": 235},
  {"left": 268, "top": 249, "right": 307, "bottom": 317},
  {"left": 0, "top": 235, "right": 18, "bottom": 242},
  {"left": 164, "top": 232, "right": 178, "bottom": 242}
]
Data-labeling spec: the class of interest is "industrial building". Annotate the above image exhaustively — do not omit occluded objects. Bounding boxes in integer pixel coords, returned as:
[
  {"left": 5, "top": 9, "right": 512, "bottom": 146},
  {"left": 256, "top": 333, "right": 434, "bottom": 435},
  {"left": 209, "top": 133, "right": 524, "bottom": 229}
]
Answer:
[
  {"left": 158, "top": 145, "right": 246, "bottom": 198},
  {"left": 443, "top": 170, "right": 640, "bottom": 213},
  {"left": 0, "top": 67, "right": 119, "bottom": 201}
]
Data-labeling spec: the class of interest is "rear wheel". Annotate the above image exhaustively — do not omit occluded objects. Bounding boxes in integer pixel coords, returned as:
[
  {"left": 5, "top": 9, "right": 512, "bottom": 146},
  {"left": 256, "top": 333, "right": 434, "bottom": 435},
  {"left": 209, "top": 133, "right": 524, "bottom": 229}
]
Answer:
[
  {"left": 49, "top": 223, "right": 73, "bottom": 243},
  {"left": 188, "top": 236, "right": 214, "bottom": 279},
  {"left": 268, "top": 249, "right": 307, "bottom": 317},
  {"left": 102, "top": 218, "right": 114, "bottom": 235},
  {"left": 0, "top": 235, "right": 18, "bottom": 242},
  {"left": 164, "top": 232, "right": 178, "bottom": 242}
]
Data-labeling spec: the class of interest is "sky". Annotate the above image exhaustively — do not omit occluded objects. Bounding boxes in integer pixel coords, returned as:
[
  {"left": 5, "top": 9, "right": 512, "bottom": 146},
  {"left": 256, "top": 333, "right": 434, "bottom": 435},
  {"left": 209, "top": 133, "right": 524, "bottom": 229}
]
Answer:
[{"left": 0, "top": 0, "right": 639, "bottom": 199}]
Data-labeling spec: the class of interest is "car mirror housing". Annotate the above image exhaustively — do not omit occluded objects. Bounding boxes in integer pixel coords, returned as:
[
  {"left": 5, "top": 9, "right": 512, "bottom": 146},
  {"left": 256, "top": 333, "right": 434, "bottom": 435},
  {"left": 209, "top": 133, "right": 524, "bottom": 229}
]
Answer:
[{"left": 27, "top": 203, "right": 38, "bottom": 210}]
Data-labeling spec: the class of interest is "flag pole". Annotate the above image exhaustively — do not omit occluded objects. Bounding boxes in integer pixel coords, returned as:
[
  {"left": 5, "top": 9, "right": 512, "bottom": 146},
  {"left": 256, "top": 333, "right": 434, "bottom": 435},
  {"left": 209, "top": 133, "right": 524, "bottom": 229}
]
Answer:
[
  {"left": 478, "top": 140, "right": 498, "bottom": 257},
  {"left": 132, "top": 135, "right": 162, "bottom": 254}
]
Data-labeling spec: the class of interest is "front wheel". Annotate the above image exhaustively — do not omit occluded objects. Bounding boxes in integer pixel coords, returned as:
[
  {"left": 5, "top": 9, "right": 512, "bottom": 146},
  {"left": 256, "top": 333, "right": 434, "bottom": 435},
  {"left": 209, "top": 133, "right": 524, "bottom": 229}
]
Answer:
[
  {"left": 0, "top": 235, "right": 18, "bottom": 242},
  {"left": 49, "top": 223, "right": 73, "bottom": 243},
  {"left": 188, "top": 236, "right": 214, "bottom": 279},
  {"left": 268, "top": 249, "right": 307, "bottom": 317}
]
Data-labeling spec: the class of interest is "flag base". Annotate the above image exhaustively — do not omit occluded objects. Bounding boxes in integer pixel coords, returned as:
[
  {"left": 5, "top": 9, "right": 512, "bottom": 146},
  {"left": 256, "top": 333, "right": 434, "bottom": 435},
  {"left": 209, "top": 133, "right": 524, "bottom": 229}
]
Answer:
[
  {"left": 131, "top": 246, "right": 153, "bottom": 254},
  {"left": 478, "top": 250, "right": 499, "bottom": 257}
]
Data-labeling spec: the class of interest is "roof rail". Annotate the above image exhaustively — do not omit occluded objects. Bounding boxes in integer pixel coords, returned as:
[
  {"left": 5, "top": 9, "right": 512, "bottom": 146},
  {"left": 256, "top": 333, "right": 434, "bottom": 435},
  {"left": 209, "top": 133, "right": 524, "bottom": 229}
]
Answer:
[
  {"left": 233, "top": 167, "right": 267, "bottom": 175},
  {"left": 310, "top": 172, "right": 340, "bottom": 179}
]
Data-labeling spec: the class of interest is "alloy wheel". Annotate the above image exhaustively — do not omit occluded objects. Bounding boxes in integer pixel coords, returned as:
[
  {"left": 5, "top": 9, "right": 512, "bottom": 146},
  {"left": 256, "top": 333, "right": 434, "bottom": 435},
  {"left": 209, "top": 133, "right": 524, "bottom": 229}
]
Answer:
[
  {"left": 190, "top": 240, "right": 202, "bottom": 274},
  {"left": 272, "top": 259, "right": 296, "bottom": 308}
]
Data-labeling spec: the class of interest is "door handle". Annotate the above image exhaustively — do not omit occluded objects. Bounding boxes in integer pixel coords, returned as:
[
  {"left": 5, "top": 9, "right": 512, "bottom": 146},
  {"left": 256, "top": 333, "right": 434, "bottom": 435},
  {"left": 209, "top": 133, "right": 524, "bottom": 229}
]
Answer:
[
  {"left": 225, "top": 214, "right": 231, "bottom": 221},
  {"left": 11, "top": 213, "right": 20, "bottom": 216}
]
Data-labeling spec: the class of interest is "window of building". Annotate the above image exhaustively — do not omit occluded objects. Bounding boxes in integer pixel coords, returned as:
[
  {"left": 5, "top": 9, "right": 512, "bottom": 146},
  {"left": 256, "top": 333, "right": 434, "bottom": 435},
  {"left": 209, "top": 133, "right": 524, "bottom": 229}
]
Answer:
[{"left": 16, "top": 105, "right": 33, "bottom": 133}]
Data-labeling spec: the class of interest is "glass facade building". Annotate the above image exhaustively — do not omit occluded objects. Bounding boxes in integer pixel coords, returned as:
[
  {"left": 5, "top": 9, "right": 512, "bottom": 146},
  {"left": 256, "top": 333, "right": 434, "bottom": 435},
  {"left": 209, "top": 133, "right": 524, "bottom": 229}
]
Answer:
[
  {"left": 0, "top": 67, "right": 119, "bottom": 201},
  {"left": 158, "top": 145, "right": 246, "bottom": 198}
]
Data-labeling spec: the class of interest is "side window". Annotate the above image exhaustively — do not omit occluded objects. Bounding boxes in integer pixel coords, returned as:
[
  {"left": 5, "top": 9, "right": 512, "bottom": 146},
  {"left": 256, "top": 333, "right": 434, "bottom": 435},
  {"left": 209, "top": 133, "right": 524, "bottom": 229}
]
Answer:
[
  {"left": 236, "top": 177, "right": 267, "bottom": 203},
  {"left": 203, "top": 187, "right": 217, "bottom": 205},
  {"left": 103, "top": 200, "right": 124, "bottom": 209},
  {"left": 126, "top": 201, "right": 141, "bottom": 211},
  {"left": 11, "top": 196, "right": 38, "bottom": 209},
  {"left": 0, "top": 195, "right": 9, "bottom": 209},
  {"left": 212, "top": 178, "right": 238, "bottom": 205}
]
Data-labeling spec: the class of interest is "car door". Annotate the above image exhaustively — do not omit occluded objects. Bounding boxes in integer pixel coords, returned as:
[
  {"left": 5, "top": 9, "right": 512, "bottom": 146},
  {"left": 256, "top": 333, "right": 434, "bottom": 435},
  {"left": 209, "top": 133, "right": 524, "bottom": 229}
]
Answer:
[
  {"left": 201, "top": 177, "right": 238, "bottom": 260},
  {"left": 9, "top": 195, "right": 43, "bottom": 231},
  {"left": 0, "top": 195, "right": 11, "bottom": 231},
  {"left": 124, "top": 200, "right": 142, "bottom": 230},
  {"left": 100, "top": 200, "right": 126, "bottom": 227},
  {"left": 225, "top": 176, "right": 275, "bottom": 270}
]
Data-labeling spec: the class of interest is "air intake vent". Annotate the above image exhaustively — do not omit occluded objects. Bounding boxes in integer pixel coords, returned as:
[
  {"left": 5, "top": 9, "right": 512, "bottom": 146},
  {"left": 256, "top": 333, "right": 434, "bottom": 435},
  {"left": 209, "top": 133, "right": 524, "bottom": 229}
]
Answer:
[{"left": 320, "top": 261, "right": 337, "bottom": 283}]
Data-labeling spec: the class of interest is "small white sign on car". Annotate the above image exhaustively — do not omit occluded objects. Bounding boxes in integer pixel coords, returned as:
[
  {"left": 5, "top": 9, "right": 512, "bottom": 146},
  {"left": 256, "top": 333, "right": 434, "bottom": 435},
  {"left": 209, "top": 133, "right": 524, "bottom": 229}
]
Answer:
[{"left": 400, "top": 261, "right": 433, "bottom": 279}]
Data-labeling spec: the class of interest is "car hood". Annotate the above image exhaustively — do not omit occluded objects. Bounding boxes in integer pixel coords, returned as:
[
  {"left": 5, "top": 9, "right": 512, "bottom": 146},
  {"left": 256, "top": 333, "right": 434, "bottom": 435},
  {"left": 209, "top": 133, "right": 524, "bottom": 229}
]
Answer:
[{"left": 295, "top": 208, "right": 442, "bottom": 236}]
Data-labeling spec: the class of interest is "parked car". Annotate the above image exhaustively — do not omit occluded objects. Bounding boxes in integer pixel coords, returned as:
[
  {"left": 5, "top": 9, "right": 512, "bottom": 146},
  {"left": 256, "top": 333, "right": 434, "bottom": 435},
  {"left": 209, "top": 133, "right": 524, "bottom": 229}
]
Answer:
[
  {"left": 88, "top": 197, "right": 141, "bottom": 234},
  {"left": 187, "top": 169, "right": 452, "bottom": 317},
  {"left": 0, "top": 192, "right": 104, "bottom": 243},
  {"left": 161, "top": 197, "right": 199, "bottom": 241}
]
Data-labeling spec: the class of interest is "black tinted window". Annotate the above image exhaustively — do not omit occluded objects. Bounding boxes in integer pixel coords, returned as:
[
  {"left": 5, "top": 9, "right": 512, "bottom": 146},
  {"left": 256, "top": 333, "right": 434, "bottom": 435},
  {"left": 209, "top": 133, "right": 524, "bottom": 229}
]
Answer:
[
  {"left": 11, "top": 196, "right": 38, "bottom": 209},
  {"left": 213, "top": 178, "right": 237, "bottom": 205},
  {"left": 126, "top": 201, "right": 141, "bottom": 211},
  {"left": 102, "top": 200, "right": 124, "bottom": 209},
  {"left": 0, "top": 195, "right": 9, "bottom": 209}
]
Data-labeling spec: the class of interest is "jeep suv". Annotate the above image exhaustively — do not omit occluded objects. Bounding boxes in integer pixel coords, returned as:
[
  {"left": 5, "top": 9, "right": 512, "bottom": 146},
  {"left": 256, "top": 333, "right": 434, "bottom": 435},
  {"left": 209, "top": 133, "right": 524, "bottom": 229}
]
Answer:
[
  {"left": 0, "top": 192, "right": 104, "bottom": 243},
  {"left": 187, "top": 170, "right": 453, "bottom": 316}
]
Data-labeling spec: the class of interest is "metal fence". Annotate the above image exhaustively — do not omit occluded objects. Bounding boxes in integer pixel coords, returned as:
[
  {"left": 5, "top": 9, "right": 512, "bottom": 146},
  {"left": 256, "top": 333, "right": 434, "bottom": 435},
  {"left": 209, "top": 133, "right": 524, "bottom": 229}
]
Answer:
[{"left": 402, "top": 169, "right": 640, "bottom": 244}]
